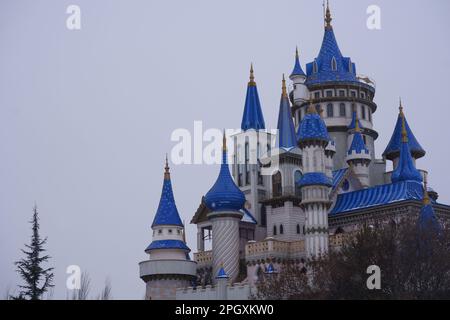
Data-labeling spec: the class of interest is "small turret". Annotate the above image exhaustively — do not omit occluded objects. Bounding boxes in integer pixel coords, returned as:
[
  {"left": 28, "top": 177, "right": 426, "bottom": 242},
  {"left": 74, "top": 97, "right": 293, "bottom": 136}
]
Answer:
[
  {"left": 241, "top": 64, "right": 266, "bottom": 131},
  {"left": 290, "top": 47, "right": 309, "bottom": 105},
  {"left": 418, "top": 176, "right": 441, "bottom": 233},
  {"left": 346, "top": 118, "right": 371, "bottom": 188}
]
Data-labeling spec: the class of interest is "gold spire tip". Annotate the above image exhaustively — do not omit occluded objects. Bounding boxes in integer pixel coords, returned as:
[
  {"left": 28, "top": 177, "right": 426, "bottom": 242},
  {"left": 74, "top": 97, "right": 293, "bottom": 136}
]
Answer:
[
  {"left": 222, "top": 131, "right": 227, "bottom": 151},
  {"left": 249, "top": 63, "right": 256, "bottom": 86},
  {"left": 306, "top": 94, "right": 317, "bottom": 114},
  {"left": 355, "top": 118, "right": 361, "bottom": 132},
  {"left": 282, "top": 74, "right": 287, "bottom": 97},
  {"left": 325, "top": 0, "right": 332, "bottom": 29},
  {"left": 401, "top": 115, "right": 408, "bottom": 143},
  {"left": 164, "top": 154, "right": 170, "bottom": 179}
]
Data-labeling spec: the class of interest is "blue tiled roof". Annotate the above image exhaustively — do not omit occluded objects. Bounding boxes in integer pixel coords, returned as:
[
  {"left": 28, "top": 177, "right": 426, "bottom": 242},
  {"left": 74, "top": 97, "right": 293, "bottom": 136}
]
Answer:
[
  {"left": 241, "top": 75, "right": 265, "bottom": 131},
  {"left": 204, "top": 143, "right": 246, "bottom": 212},
  {"left": 383, "top": 112, "right": 425, "bottom": 160},
  {"left": 297, "top": 111, "right": 330, "bottom": 143},
  {"left": 298, "top": 172, "right": 332, "bottom": 187},
  {"left": 241, "top": 208, "right": 257, "bottom": 224},
  {"left": 332, "top": 168, "right": 348, "bottom": 189},
  {"left": 290, "top": 49, "right": 306, "bottom": 77},
  {"left": 216, "top": 266, "right": 229, "bottom": 279},
  {"left": 391, "top": 137, "right": 422, "bottom": 184},
  {"left": 305, "top": 27, "right": 357, "bottom": 85},
  {"left": 276, "top": 86, "right": 297, "bottom": 150},
  {"left": 330, "top": 180, "right": 423, "bottom": 215},
  {"left": 151, "top": 172, "right": 184, "bottom": 228},
  {"left": 348, "top": 131, "right": 369, "bottom": 155},
  {"left": 145, "top": 239, "right": 190, "bottom": 252}
]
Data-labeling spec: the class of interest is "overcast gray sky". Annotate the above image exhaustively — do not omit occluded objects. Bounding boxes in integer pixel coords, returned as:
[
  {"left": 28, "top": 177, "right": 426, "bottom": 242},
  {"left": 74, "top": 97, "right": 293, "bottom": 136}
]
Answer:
[{"left": 1, "top": 0, "right": 449, "bottom": 299}]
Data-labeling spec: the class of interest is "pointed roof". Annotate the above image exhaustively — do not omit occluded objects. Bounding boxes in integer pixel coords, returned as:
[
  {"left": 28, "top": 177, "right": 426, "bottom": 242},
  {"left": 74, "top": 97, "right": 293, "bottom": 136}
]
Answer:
[
  {"left": 347, "top": 119, "right": 369, "bottom": 155},
  {"left": 418, "top": 178, "right": 441, "bottom": 233},
  {"left": 241, "top": 64, "right": 266, "bottom": 131},
  {"left": 383, "top": 102, "right": 425, "bottom": 160},
  {"left": 151, "top": 156, "right": 184, "bottom": 228},
  {"left": 204, "top": 133, "right": 246, "bottom": 212},
  {"left": 216, "top": 265, "right": 229, "bottom": 279},
  {"left": 290, "top": 47, "right": 306, "bottom": 78},
  {"left": 391, "top": 115, "right": 423, "bottom": 184},
  {"left": 297, "top": 95, "right": 330, "bottom": 143},
  {"left": 277, "top": 75, "right": 297, "bottom": 150},
  {"left": 305, "top": 2, "right": 357, "bottom": 85}
]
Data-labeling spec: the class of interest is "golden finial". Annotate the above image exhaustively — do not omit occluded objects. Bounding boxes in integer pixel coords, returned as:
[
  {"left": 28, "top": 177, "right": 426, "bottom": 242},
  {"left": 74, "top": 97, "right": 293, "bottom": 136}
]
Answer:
[
  {"left": 222, "top": 130, "right": 227, "bottom": 151},
  {"left": 355, "top": 117, "right": 361, "bottom": 132},
  {"left": 423, "top": 174, "right": 430, "bottom": 205},
  {"left": 401, "top": 113, "right": 408, "bottom": 143},
  {"left": 164, "top": 154, "right": 170, "bottom": 180},
  {"left": 248, "top": 63, "right": 256, "bottom": 86},
  {"left": 281, "top": 74, "right": 287, "bottom": 98},
  {"left": 306, "top": 94, "right": 317, "bottom": 114},
  {"left": 399, "top": 97, "right": 404, "bottom": 118},
  {"left": 325, "top": 0, "right": 332, "bottom": 29}
]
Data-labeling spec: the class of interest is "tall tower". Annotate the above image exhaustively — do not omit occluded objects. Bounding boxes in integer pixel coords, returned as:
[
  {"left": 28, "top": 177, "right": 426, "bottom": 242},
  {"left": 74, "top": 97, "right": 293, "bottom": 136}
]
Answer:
[
  {"left": 232, "top": 64, "right": 273, "bottom": 240},
  {"left": 290, "top": 2, "right": 378, "bottom": 175},
  {"left": 139, "top": 157, "right": 196, "bottom": 300},
  {"left": 262, "top": 75, "right": 303, "bottom": 241},
  {"left": 297, "top": 97, "right": 332, "bottom": 257},
  {"left": 205, "top": 134, "right": 246, "bottom": 283},
  {"left": 346, "top": 117, "right": 371, "bottom": 188}
]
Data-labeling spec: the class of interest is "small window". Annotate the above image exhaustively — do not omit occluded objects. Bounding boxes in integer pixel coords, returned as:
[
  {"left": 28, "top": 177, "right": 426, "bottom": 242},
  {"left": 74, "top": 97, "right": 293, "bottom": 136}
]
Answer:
[
  {"left": 303, "top": 225, "right": 306, "bottom": 235},
  {"left": 326, "top": 90, "right": 333, "bottom": 97},
  {"left": 363, "top": 135, "right": 367, "bottom": 145},
  {"left": 296, "top": 224, "right": 301, "bottom": 234},
  {"left": 314, "top": 91, "right": 320, "bottom": 99},
  {"left": 177, "top": 229, "right": 181, "bottom": 234},
  {"left": 158, "top": 229, "right": 162, "bottom": 234},
  {"left": 331, "top": 57, "right": 337, "bottom": 71},
  {"left": 273, "top": 225, "right": 277, "bottom": 236},
  {"left": 280, "top": 224, "right": 284, "bottom": 234},
  {"left": 168, "top": 229, "right": 172, "bottom": 234},
  {"left": 294, "top": 84, "right": 297, "bottom": 90},
  {"left": 360, "top": 92, "right": 366, "bottom": 99},
  {"left": 339, "top": 103, "right": 346, "bottom": 117},
  {"left": 327, "top": 103, "right": 334, "bottom": 117},
  {"left": 313, "top": 60, "right": 318, "bottom": 73},
  {"left": 361, "top": 105, "right": 366, "bottom": 120},
  {"left": 368, "top": 110, "right": 372, "bottom": 122},
  {"left": 351, "top": 91, "right": 357, "bottom": 98},
  {"left": 339, "top": 90, "right": 345, "bottom": 97},
  {"left": 261, "top": 205, "right": 267, "bottom": 227}
]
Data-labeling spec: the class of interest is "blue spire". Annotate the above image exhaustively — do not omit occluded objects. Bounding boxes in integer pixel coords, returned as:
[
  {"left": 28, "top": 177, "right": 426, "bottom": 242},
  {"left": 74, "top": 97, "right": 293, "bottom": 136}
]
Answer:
[
  {"left": 290, "top": 47, "right": 306, "bottom": 78},
  {"left": 391, "top": 116, "right": 422, "bottom": 184},
  {"left": 418, "top": 179, "right": 441, "bottom": 233},
  {"left": 216, "top": 265, "right": 229, "bottom": 279},
  {"left": 347, "top": 110, "right": 364, "bottom": 131},
  {"left": 276, "top": 75, "right": 297, "bottom": 150},
  {"left": 151, "top": 156, "right": 184, "bottom": 228},
  {"left": 305, "top": 3, "right": 356, "bottom": 85},
  {"left": 383, "top": 102, "right": 425, "bottom": 160},
  {"left": 204, "top": 134, "right": 246, "bottom": 212},
  {"left": 347, "top": 118, "right": 369, "bottom": 155},
  {"left": 241, "top": 64, "right": 266, "bottom": 131},
  {"left": 297, "top": 96, "right": 330, "bottom": 143}
]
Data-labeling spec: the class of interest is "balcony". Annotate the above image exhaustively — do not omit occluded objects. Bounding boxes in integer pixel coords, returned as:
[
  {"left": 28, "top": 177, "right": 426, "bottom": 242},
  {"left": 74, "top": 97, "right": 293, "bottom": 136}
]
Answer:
[
  {"left": 245, "top": 238, "right": 305, "bottom": 262},
  {"left": 194, "top": 250, "right": 212, "bottom": 267}
]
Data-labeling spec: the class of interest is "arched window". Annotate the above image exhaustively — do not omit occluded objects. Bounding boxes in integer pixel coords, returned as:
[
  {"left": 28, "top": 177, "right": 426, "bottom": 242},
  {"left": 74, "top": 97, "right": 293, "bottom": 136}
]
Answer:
[
  {"left": 361, "top": 105, "right": 366, "bottom": 120},
  {"left": 273, "top": 225, "right": 277, "bottom": 236},
  {"left": 296, "top": 224, "right": 301, "bottom": 234},
  {"left": 245, "top": 142, "right": 250, "bottom": 185},
  {"left": 331, "top": 56, "right": 337, "bottom": 71},
  {"left": 315, "top": 104, "right": 321, "bottom": 114},
  {"left": 339, "top": 103, "right": 346, "bottom": 117},
  {"left": 327, "top": 103, "right": 334, "bottom": 117},
  {"left": 260, "top": 205, "right": 267, "bottom": 227},
  {"left": 294, "top": 170, "right": 302, "bottom": 197},
  {"left": 272, "top": 171, "right": 282, "bottom": 197},
  {"left": 303, "top": 225, "right": 306, "bottom": 235},
  {"left": 280, "top": 224, "right": 284, "bottom": 234},
  {"left": 313, "top": 60, "right": 318, "bottom": 73}
]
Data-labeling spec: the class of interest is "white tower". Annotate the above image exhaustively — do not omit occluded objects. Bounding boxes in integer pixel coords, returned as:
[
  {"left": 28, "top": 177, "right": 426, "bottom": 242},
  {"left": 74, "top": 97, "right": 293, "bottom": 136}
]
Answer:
[
  {"left": 346, "top": 118, "right": 371, "bottom": 188},
  {"left": 139, "top": 157, "right": 197, "bottom": 300},
  {"left": 290, "top": 47, "right": 309, "bottom": 107},
  {"left": 205, "top": 134, "right": 246, "bottom": 283},
  {"left": 297, "top": 99, "right": 332, "bottom": 258}
]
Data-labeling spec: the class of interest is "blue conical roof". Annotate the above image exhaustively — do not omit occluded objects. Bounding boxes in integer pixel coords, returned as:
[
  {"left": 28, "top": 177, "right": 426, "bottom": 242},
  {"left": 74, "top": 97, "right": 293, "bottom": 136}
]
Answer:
[
  {"left": 241, "top": 65, "right": 265, "bottom": 131},
  {"left": 383, "top": 107, "right": 425, "bottom": 160},
  {"left": 305, "top": 6, "right": 357, "bottom": 85},
  {"left": 290, "top": 48, "right": 306, "bottom": 78},
  {"left": 297, "top": 102, "right": 329, "bottom": 143},
  {"left": 277, "top": 76, "right": 297, "bottom": 150},
  {"left": 151, "top": 158, "right": 184, "bottom": 228},
  {"left": 204, "top": 135, "right": 246, "bottom": 212},
  {"left": 391, "top": 118, "right": 422, "bottom": 184},
  {"left": 347, "top": 119, "right": 369, "bottom": 155},
  {"left": 418, "top": 184, "right": 441, "bottom": 233},
  {"left": 216, "top": 266, "right": 229, "bottom": 279}
]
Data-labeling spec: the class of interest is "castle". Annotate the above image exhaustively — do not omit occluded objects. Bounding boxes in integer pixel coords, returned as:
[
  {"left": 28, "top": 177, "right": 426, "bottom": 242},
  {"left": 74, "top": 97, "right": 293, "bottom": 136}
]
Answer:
[{"left": 138, "top": 3, "right": 450, "bottom": 300}]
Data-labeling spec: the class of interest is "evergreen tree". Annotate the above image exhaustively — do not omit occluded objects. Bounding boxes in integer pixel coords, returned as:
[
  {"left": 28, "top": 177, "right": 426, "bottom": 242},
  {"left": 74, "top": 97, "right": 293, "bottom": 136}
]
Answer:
[{"left": 14, "top": 205, "right": 54, "bottom": 300}]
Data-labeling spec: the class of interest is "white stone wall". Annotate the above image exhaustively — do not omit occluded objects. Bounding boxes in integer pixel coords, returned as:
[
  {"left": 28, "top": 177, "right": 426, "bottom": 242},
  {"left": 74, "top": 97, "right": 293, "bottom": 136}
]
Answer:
[
  {"left": 175, "top": 283, "right": 251, "bottom": 300},
  {"left": 267, "top": 202, "right": 304, "bottom": 241},
  {"left": 146, "top": 278, "right": 192, "bottom": 300}
]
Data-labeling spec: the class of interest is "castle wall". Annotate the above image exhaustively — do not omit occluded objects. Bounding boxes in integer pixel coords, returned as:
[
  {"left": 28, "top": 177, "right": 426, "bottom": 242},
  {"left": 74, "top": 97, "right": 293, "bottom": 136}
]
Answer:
[{"left": 175, "top": 283, "right": 251, "bottom": 300}]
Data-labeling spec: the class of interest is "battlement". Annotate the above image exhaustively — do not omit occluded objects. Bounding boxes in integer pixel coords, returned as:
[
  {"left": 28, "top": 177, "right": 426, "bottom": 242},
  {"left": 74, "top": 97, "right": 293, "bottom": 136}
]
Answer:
[
  {"left": 194, "top": 250, "right": 212, "bottom": 267},
  {"left": 175, "top": 282, "right": 251, "bottom": 300},
  {"left": 245, "top": 238, "right": 306, "bottom": 263}
]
